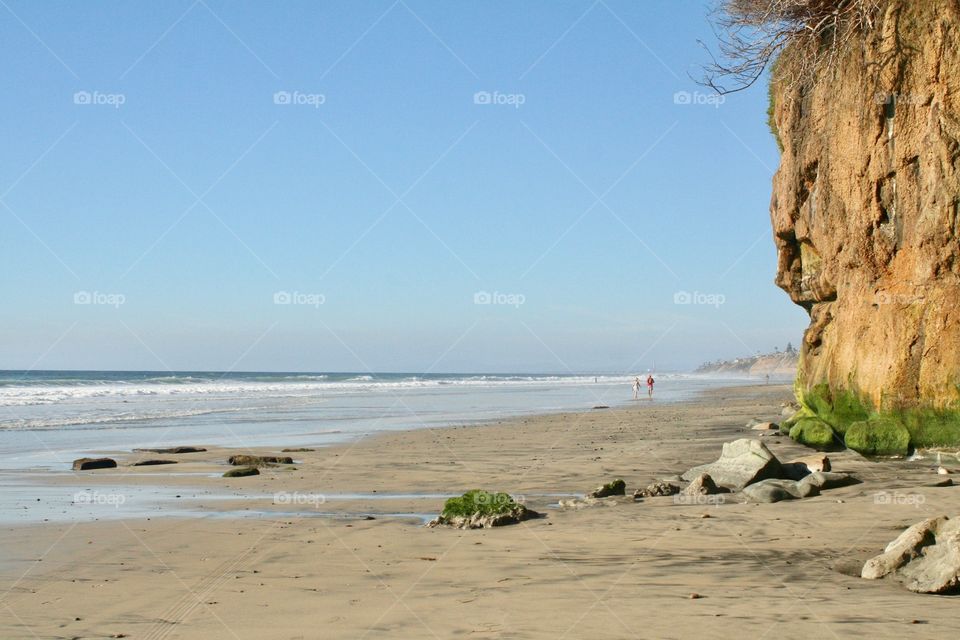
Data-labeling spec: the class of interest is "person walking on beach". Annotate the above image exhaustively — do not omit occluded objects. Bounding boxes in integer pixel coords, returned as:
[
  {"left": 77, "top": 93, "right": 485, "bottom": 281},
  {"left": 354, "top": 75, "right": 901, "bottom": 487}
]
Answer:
[
  {"left": 646, "top": 375, "right": 655, "bottom": 399},
  {"left": 633, "top": 377, "right": 641, "bottom": 400}
]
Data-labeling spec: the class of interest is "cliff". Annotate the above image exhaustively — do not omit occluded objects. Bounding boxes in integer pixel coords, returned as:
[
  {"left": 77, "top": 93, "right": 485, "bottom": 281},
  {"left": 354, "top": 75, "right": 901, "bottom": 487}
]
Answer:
[
  {"left": 769, "top": 0, "right": 960, "bottom": 451},
  {"left": 695, "top": 351, "right": 798, "bottom": 377}
]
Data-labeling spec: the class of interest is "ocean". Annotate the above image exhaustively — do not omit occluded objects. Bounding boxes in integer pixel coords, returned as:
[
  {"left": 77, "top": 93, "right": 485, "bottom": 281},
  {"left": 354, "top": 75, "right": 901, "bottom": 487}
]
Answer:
[{"left": 0, "top": 370, "right": 767, "bottom": 470}]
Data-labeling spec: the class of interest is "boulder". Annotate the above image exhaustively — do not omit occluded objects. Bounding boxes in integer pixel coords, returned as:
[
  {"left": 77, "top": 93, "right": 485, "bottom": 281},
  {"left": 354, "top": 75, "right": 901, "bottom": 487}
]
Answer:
[
  {"left": 634, "top": 481, "right": 680, "bottom": 499},
  {"left": 133, "top": 446, "right": 206, "bottom": 454},
  {"left": 72, "top": 457, "right": 117, "bottom": 471},
  {"left": 681, "top": 439, "right": 783, "bottom": 491},
  {"left": 223, "top": 467, "right": 260, "bottom": 478},
  {"left": 788, "top": 417, "right": 839, "bottom": 450},
  {"left": 845, "top": 418, "right": 911, "bottom": 457},
  {"left": 228, "top": 455, "right": 293, "bottom": 466},
  {"left": 131, "top": 459, "right": 178, "bottom": 466},
  {"left": 588, "top": 479, "right": 626, "bottom": 498},
  {"left": 797, "top": 471, "right": 861, "bottom": 492},
  {"left": 781, "top": 454, "right": 831, "bottom": 480},
  {"left": 680, "top": 473, "right": 723, "bottom": 496},
  {"left": 428, "top": 490, "right": 540, "bottom": 528},
  {"left": 741, "top": 478, "right": 820, "bottom": 503},
  {"left": 862, "top": 516, "right": 960, "bottom": 593}
]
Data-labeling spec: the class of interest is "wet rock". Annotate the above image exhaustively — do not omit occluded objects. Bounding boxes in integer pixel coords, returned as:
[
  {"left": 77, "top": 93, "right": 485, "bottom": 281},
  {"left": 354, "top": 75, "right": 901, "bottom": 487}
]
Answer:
[
  {"left": 588, "top": 479, "right": 626, "bottom": 498},
  {"left": 228, "top": 455, "right": 294, "bottom": 466},
  {"left": 133, "top": 446, "right": 206, "bottom": 454},
  {"left": 797, "top": 471, "right": 860, "bottom": 492},
  {"left": 741, "top": 478, "right": 819, "bottom": 503},
  {"left": 72, "top": 458, "right": 117, "bottom": 471},
  {"left": 281, "top": 448, "right": 315, "bottom": 452},
  {"left": 131, "top": 459, "right": 178, "bottom": 466},
  {"left": 223, "top": 467, "right": 260, "bottom": 478},
  {"left": 682, "top": 439, "right": 783, "bottom": 491}
]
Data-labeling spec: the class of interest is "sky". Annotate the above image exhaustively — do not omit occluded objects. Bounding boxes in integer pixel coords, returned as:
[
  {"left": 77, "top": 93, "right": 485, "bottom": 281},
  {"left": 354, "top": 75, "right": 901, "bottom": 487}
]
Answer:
[{"left": 0, "top": 0, "right": 809, "bottom": 374}]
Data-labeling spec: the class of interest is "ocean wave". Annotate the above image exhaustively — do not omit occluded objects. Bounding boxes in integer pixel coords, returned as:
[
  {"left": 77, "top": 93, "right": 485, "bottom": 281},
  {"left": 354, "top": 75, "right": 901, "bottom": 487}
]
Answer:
[{"left": 0, "top": 373, "right": 692, "bottom": 408}]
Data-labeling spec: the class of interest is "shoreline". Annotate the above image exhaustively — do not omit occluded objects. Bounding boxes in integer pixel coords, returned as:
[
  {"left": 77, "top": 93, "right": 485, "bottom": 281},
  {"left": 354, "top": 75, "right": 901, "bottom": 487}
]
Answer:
[{"left": 3, "top": 383, "right": 960, "bottom": 638}]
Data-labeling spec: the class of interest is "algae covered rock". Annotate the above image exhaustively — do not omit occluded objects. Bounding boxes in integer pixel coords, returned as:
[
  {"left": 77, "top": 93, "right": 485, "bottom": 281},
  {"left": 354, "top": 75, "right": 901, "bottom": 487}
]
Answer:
[
  {"left": 844, "top": 418, "right": 910, "bottom": 456},
  {"left": 788, "top": 417, "right": 838, "bottom": 450},
  {"left": 428, "top": 490, "right": 540, "bottom": 529},
  {"left": 588, "top": 479, "right": 626, "bottom": 498}
]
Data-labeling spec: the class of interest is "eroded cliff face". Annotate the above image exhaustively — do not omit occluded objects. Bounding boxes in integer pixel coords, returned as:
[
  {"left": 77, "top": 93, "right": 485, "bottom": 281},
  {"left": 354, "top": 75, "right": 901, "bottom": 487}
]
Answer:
[{"left": 770, "top": 0, "right": 960, "bottom": 447}]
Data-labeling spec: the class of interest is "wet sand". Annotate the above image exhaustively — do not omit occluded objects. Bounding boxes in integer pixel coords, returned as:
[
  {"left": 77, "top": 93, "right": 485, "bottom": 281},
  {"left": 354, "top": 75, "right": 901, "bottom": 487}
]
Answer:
[{"left": 2, "top": 384, "right": 959, "bottom": 639}]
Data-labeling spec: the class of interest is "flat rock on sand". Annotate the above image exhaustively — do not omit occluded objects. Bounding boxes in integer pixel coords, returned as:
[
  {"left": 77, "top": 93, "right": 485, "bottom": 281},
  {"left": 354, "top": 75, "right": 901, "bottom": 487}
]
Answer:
[
  {"left": 72, "top": 457, "right": 117, "bottom": 470},
  {"left": 133, "top": 446, "right": 207, "bottom": 454},
  {"left": 681, "top": 438, "right": 782, "bottom": 491},
  {"left": 228, "top": 455, "right": 293, "bottom": 466}
]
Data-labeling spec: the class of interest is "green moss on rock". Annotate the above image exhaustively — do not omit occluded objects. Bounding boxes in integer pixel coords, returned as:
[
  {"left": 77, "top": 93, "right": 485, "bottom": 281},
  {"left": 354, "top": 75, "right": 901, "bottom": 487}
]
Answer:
[
  {"left": 788, "top": 417, "right": 839, "bottom": 450},
  {"left": 441, "top": 490, "right": 522, "bottom": 519},
  {"left": 799, "top": 383, "right": 870, "bottom": 434},
  {"left": 844, "top": 417, "right": 910, "bottom": 456},
  {"left": 896, "top": 408, "right": 960, "bottom": 449}
]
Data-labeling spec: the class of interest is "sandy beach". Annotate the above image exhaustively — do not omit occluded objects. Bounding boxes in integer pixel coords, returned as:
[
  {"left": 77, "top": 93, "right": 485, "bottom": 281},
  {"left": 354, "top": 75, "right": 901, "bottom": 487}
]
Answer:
[{"left": 2, "top": 383, "right": 959, "bottom": 639}]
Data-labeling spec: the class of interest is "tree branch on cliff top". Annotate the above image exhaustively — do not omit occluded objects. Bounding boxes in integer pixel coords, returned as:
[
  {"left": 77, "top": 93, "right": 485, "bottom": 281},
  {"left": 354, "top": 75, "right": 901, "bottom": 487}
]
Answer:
[{"left": 700, "top": 0, "right": 883, "bottom": 94}]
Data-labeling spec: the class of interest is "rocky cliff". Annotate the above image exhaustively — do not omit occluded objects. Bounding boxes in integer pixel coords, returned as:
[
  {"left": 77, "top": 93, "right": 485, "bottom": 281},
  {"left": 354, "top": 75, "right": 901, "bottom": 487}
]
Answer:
[
  {"left": 769, "top": 0, "right": 960, "bottom": 451},
  {"left": 695, "top": 351, "right": 798, "bottom": 377}
]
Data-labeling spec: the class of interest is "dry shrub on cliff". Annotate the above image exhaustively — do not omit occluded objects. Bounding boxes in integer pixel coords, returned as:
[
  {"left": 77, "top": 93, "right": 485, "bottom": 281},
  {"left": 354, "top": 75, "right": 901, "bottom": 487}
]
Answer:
[{"left": 702, "top": 0, "right": 884, "bottom": 93}]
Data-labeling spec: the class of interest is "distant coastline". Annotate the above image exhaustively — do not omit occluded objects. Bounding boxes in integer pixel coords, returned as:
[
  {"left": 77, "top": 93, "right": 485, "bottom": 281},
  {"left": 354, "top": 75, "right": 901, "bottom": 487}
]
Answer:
[{"left": 695, "top": 349, "right": 798, "bottom": 377}]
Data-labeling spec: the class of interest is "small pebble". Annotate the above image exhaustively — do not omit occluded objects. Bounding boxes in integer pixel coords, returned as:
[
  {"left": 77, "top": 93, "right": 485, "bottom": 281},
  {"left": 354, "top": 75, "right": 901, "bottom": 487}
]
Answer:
[{"left": 689, "top": 593, "right": 702, "bottom": 599}]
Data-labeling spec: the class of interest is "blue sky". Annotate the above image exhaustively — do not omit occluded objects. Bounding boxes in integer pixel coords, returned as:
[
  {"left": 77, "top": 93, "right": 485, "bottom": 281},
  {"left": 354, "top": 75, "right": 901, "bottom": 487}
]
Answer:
[{"left": 0, "top": 0, "right": 808, "bottom": 373}]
